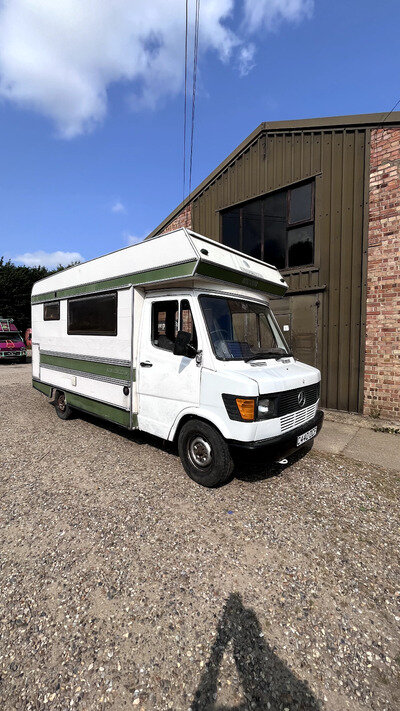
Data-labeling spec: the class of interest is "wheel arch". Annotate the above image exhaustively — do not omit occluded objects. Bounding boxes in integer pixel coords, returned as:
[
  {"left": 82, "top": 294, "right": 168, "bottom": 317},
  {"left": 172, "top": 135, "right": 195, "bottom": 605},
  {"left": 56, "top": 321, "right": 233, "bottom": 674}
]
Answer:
[{"left": 169, "top": 408, "right": 230, "bottom": 444}]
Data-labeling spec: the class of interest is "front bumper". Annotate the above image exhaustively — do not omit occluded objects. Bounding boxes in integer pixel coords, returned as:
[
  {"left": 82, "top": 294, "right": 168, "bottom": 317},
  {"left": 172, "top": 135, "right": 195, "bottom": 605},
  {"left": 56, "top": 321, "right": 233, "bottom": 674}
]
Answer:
[
  {"left": 228, "top": 409, "right": 324, "bottom": 457},
  {"left": 0, "top": 350, "right": 26, "bottom": 359}
]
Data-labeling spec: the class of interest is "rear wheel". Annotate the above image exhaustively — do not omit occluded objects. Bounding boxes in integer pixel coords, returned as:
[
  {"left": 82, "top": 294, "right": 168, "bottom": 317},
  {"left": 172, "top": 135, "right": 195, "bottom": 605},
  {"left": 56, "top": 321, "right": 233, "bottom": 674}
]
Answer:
[
  {"left": 54, "top": 390, "right": 73, "bottom": 420},
  {"left": 178, "top": 419, "right": 233, "bottom": 487}
]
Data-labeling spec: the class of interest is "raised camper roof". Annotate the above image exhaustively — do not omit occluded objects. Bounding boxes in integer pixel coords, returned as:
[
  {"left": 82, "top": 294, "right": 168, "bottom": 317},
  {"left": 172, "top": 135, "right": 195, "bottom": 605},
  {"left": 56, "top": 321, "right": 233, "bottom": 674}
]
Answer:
[{"left": 31, "top": 229, "right": 288, "bottom": 303}]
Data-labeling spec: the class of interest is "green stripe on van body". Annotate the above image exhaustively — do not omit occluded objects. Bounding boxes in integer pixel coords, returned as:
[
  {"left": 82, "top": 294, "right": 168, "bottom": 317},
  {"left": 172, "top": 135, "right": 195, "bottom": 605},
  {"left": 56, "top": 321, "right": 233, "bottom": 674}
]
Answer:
[
  {"left": 31, "top": 260, "right": 197, "bottom": 304},
  {"left": 195, "top": 261, "right": 287, "bottom": 296},
  {"left": 40, "top": 363, "right": 135, "bottom": 387},
  {"left": 32, "top": 378, "right": 135, "bottom": 428},
  {"left": 40, "top": 353, "right": 132, "bottom": 381},
  {"left": 65, "top": 391, "right": 131, "bottom": 428},
  {"left": 33, "top": 379, "right": 52, "bottom": 396}
]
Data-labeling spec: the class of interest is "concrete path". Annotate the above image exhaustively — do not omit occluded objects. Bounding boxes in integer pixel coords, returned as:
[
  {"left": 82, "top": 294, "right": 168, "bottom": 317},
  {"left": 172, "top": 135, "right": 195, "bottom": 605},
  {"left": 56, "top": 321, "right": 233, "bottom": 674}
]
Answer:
[{"left": 314, "top": 411, "right": 400, "bottom": 472}]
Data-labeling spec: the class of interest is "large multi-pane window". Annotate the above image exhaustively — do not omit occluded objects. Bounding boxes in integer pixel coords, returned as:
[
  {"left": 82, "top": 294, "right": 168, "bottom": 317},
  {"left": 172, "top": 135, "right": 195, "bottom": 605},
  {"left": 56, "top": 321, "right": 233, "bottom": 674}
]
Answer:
[{"left": 221, "top": 180, "right": 314, "bottom": 269}]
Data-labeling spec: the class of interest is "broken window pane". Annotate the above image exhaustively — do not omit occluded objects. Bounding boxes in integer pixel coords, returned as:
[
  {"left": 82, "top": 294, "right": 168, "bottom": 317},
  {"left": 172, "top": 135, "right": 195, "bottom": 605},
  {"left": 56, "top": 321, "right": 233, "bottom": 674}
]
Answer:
[{"left": 288, "top": 225, "right": 314, "bottom": 267}]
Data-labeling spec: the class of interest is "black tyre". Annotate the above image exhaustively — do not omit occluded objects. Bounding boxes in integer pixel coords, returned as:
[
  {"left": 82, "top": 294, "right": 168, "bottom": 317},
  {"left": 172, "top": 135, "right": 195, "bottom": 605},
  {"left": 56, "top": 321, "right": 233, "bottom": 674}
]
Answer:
[
  {"left": 54, "top": 390, "right": 73, "bottom": 420},
  {"left": 178, "top": 419, "right": 234, "bottom": 487}
]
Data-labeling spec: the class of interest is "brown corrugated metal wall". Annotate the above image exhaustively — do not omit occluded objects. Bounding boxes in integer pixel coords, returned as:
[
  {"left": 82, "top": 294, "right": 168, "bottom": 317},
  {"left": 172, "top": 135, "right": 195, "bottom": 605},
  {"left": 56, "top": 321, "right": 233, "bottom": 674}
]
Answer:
[{"left": 191, "top": 128, "right": 369, "bottom": 412}]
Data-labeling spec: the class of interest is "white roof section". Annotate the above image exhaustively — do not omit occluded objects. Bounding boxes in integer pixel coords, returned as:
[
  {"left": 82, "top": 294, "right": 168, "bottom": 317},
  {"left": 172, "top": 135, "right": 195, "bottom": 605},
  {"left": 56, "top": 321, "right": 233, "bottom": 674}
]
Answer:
[{"left": 32, "top": 229, "right": 288, "bottom": 302}]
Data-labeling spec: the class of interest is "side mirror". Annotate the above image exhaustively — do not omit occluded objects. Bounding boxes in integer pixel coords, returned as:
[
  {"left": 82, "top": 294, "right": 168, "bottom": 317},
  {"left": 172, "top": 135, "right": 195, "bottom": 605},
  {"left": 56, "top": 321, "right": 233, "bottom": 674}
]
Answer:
[{"left": 174, "top": 330, "right": 192, "bottom": 356}]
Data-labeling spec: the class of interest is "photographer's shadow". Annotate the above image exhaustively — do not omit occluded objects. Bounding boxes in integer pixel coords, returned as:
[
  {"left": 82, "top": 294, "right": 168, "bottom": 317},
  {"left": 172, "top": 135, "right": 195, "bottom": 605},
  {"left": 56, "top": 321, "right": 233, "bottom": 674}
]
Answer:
[{"left": 191, "top": 593, "right": 321, "bottom": 711}]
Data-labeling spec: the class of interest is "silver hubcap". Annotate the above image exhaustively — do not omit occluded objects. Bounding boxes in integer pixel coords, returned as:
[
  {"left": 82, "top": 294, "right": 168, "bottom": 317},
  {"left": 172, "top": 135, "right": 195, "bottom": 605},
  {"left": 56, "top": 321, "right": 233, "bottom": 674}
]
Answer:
[
  {"left": 188, "top": 436, "right": 212, "bottom": 468},
  {"left": 58, "top": 394, "right": 66, "bottom": 412}
]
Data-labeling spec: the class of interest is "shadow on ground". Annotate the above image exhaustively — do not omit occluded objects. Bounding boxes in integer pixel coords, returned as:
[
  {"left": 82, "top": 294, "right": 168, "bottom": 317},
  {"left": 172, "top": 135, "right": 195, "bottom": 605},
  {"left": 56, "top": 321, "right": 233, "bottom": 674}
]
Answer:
[
  {"left": 232, "top": 444, "right": 313, "bottom": 482},
  {"left": 46, "top": 401, "right": 312, "bottom": 485},
  {"left": 0, "top": 355, "right": 31, "bottom": 364},
  {"left": 191, "top": 593, "right": 321, "bottom": 711}
]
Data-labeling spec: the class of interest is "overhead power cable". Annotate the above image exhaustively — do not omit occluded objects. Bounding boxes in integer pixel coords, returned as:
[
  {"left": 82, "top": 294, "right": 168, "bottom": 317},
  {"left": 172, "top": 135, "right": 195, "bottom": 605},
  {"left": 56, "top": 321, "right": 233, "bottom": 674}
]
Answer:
[
  {"left": 182, "top": 0, "right": 189, "bottom": 202},
  {"left": 188, "top": 0, "right": 200, "bottom": 197},
  {"left": 380, "top": 96, "right": 400, "bottom": 126}
]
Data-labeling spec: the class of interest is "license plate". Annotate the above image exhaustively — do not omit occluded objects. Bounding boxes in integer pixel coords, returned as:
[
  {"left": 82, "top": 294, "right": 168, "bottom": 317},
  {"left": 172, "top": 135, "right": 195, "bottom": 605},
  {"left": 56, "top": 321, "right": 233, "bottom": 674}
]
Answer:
[{"left": 297, "top": 426, "right": 317, "bottom": 446}]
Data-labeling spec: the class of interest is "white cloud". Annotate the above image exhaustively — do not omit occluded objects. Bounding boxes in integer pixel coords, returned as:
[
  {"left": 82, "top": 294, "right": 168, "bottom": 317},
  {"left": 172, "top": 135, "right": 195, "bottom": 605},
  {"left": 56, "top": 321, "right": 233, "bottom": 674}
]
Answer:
[
  {"left": 112, "top": 200, "right": 126, "bottom": 214},
  {"left": 0, "top": 0, "right": 237, "bottom": 138},
  {"left": 0, "top": 1, "right": 314, "bottom": 138},
  {"left": 15, "top": 250, "right": 83, "bottom": 267},
  {"left": 238, "top": 44, "right": 256, "bottom": 76},
  {"left": 243, "top": 0, "right": 314, "bottom": 33}
]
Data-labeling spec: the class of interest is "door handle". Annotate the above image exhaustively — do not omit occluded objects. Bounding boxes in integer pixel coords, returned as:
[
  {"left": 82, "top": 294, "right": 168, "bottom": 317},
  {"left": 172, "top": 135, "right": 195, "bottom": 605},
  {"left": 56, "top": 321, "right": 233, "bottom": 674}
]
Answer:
[{"left": 140, "top": 361, "right": 153, "bottom": 367}]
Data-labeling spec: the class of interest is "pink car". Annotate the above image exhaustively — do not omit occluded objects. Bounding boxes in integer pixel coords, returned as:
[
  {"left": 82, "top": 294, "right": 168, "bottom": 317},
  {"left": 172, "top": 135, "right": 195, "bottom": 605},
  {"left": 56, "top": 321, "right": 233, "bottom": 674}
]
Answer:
[{"left": 0, "top": 318, "right": 27, "bottom": 362}]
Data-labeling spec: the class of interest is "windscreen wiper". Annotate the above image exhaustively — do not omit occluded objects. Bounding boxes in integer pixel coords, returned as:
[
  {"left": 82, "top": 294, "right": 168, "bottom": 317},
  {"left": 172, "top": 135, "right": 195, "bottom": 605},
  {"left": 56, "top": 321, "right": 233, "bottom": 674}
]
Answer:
[{"left": 244, "top": 349, "right": 293, "bottom": 362}]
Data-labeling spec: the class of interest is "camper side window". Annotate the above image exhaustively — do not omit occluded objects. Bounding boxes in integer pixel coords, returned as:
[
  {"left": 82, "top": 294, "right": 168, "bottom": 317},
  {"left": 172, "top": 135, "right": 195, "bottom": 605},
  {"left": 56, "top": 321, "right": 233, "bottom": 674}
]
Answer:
[
  {"left": 67, "top": 291, "right": 117, "bottom": 336},
  {"left": 44, "top": 301, "right": 60, "bottom": 321},
  {"left": 152, "top": 301, "right": 178, "bottom": 352}
]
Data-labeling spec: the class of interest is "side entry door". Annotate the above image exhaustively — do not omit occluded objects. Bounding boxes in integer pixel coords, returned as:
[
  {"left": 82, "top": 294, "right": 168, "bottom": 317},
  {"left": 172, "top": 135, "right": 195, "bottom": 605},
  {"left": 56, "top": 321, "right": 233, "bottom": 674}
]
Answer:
[
  {"left": 272, "top": 293, "right": 321, "bottom": 368},
  {"left": 137, "top": 296, "right": 201, "bottom": 439}
]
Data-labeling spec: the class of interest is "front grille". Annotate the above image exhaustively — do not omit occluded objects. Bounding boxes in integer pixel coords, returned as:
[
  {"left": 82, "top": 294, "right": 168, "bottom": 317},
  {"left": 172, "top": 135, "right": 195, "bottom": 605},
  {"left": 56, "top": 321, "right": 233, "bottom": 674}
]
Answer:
[
  {"left": 274, "top": 382, "right": 320, "bottom": 417},
  {"left": 280, "top": 403, "right": 317, "bottom": 433}
]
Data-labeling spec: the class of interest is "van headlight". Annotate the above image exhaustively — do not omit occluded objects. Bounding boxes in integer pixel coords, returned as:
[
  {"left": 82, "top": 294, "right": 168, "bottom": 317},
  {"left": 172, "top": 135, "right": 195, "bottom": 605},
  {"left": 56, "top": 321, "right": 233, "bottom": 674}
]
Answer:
[
  {"left": 222, "top": 394, "right": 256, "bottom": 421},
  {"left": 257, "top": 396, "right": 277, "bottom": 420},
  {"left": 222, "top": 394, "right": 277, "bottom": 422}
]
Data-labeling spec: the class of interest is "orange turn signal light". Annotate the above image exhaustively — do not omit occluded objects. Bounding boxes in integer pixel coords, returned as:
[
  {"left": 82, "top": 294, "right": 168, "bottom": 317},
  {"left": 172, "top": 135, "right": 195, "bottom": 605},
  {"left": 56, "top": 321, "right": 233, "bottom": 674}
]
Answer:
[{"left": 235, "top": 398, "right": 255, "bottom": 421}]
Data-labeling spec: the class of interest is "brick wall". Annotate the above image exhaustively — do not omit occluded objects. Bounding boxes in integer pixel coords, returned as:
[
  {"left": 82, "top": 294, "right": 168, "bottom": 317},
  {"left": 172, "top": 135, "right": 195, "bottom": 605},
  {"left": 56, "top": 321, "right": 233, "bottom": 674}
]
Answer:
[
  {"left": 159, "top": 203, "right": 192, "bottom": 235},
  {"left": 364, "top": 127, "right": 400, "bottom": 421}
]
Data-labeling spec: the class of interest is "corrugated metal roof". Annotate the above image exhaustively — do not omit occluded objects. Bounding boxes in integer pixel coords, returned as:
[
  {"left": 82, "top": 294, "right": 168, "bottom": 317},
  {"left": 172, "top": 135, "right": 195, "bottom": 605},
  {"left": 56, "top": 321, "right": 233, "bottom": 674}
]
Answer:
[{"left": 148, "top": 111, "right": 400, "bottom": 239}]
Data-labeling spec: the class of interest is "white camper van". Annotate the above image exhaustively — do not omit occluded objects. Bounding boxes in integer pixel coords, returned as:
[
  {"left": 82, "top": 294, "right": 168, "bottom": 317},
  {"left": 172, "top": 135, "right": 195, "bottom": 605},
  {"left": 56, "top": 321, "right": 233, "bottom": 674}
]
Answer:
[{"left": 32, "top": 229, "right": 323, "bottom": 487}]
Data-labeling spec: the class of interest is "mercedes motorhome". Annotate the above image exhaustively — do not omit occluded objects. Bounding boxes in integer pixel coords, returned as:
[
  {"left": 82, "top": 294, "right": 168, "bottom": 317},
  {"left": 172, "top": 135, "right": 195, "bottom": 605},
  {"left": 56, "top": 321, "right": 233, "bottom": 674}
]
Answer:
[{"left": 31, "top": 229, "right": 323, "bottom": 486}]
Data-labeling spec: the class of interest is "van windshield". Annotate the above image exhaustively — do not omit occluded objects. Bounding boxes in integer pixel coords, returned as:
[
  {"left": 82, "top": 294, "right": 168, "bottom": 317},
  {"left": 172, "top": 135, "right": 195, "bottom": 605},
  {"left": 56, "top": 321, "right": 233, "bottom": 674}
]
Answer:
[{"left": 199, "top": 295, "right": 290, "bottom": 361}]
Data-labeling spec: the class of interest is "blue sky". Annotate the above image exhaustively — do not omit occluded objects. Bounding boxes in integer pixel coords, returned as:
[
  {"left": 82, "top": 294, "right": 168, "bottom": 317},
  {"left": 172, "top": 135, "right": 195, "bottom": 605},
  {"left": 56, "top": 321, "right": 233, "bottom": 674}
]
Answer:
[{"left": 0, "top": 0, "right": 399, "bottom": 267}]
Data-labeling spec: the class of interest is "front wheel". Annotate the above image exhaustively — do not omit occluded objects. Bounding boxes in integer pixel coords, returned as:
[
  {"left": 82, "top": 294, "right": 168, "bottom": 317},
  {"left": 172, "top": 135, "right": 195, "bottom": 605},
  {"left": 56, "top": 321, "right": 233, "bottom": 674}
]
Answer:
[
  {"left": 178, "top": 419, "right": 233, "bottom": 487},
  {"left": 54, "top": 390, "right": 73, "bottom": 420}
]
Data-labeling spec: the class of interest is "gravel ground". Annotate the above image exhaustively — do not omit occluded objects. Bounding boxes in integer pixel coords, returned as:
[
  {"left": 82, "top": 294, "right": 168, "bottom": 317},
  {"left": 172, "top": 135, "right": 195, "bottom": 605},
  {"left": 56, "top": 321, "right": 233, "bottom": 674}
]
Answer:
[{"left": 1, "top": 363, "right": 399, "bottom": 711}]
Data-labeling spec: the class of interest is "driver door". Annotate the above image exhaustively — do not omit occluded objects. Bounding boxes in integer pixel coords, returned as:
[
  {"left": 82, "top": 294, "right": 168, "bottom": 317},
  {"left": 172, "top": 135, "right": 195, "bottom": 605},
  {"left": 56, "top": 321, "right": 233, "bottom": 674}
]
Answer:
[{"left": 137, "top": 296, "right": 201, "bottom": 439}]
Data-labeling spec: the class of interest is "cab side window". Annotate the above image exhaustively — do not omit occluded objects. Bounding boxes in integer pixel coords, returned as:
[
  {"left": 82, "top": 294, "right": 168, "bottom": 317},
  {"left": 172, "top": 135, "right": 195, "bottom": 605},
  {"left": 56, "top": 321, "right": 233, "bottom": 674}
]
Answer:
[
  {"left": 180, "top": 299, "right": 198, "bottom": 357},
  {"left": 152, "top": 300, "right": 178, "bottom": 351},
  {"left": 151, "top": 299, "right": 198, "bottom": 356}
]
